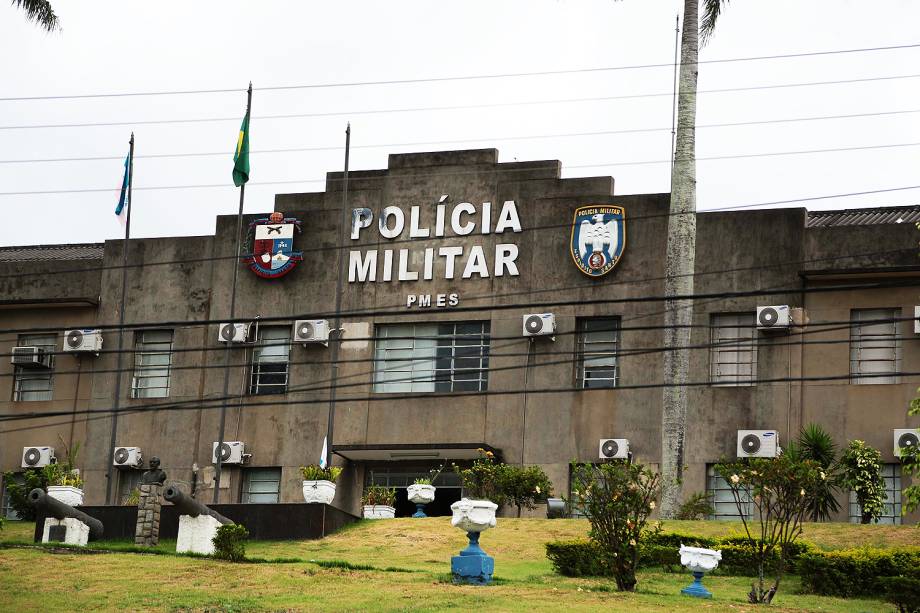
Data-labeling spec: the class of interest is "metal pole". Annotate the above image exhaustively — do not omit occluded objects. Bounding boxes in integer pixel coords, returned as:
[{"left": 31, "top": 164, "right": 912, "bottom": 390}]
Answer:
[
  {"left": 669, "top": 12, "right": 680, "bottom": 181},
  {"left": 214, "top": 83, "right": 252, "bottom": 503},
  {"left": 104, "top": 132, "right": 134, "bottom": 504},
  {"left": 324, "top": 122, "right": 350, "bottom": 469}
]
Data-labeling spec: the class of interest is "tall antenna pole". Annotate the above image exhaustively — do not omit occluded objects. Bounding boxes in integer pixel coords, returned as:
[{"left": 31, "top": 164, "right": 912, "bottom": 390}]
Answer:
[
  {"left": 104, "top": 132, "right": 135, "bottom": 504},
  {"left": 214, "top": 83, "right": 252, "bottom": 503},
  {"left": 670, "top": 12, "right": 680, "bottom": 182},
  {"left": 324, "top": 122, "right": 351, "bottom": 470}
]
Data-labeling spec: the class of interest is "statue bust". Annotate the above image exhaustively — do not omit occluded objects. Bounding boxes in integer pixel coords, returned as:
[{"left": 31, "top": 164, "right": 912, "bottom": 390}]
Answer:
[{"left": 140, "top": 456, "right": 167, "bottom": 486}]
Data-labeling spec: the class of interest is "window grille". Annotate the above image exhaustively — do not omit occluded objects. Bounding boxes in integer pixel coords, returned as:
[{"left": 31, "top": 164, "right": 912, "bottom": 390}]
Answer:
[
  {"left": 373, "top": 322, "right": 490, "bottom": 393},
  {"left": 707, "top": 464, "right": 753, "bottom": 520},
  {"left": 242, "top": 468, "right": 281, "bottom": 503},
  {"left": 1, "top": 474, "right": 23, "bottom": 519},
  {"left": 849, "top": 463, "right": 902, "bottom": 525},
  {"left": 13, "top": 334, "right": 56, "bottom": 401},
  {"left": 250, "top": 327, "right": 290, "bottom": 395},
  {"left": 710, "top": 313, "right": 757, "bottom": 386},
  {"left": 850, "top": 308, "right": 901, "bottom": 384},
  {"left": 131, "top": 330, "right": 173, "bottom": 398},
  {"left": 576, "top": 318, "right": 620, "bottom": 388},
  {"left": 118, "top": 470, "right": 143, "bottom": 505}
]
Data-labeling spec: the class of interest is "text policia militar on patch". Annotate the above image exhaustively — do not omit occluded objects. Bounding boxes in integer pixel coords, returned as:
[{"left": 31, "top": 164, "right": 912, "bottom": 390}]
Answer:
[{"left": 348, "top": 196, "right": 522, "bottom": 307}]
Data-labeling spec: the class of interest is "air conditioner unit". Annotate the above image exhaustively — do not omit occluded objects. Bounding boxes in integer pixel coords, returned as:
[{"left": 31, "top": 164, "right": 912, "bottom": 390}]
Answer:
[
  {"left": 63, "top": 329, "right": 103, "bottom": 353},
  {"left": 523, "top": 313, "right": 556, "bottom": 338},
  {"left": 737, "top": 430, "right": 780, "bottom": 458},
  {"left": 113, "top": 446, "right": 143, "bottom": 468},
  {"left": 11, "top": 346, "right": 51, "bottom": 369},
  {"left": 212, "top": 441, "right": 245, "bottom": 464},
  {"left": 21, "top": 446, "right": 55, "bottom": 468},
  {"left": 757, "top": 306, "right": 790, "bottom": 331},
  {"left": 599, "top": 438, "right": 629, "bottom": 460},
  {"left": 894, "top": 429, "right": 920, "bottom": 458},
  {"left": 218, "top": 323, "right": 248, "bottom": 343},
  {"left": 294, "top": 319, "right": 330, "bottom": 345}
]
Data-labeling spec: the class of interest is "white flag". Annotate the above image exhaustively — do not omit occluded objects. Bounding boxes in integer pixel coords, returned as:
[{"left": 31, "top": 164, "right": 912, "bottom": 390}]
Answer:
[{"left": 319, "top": 436, "right": 328, "bottom": 469}]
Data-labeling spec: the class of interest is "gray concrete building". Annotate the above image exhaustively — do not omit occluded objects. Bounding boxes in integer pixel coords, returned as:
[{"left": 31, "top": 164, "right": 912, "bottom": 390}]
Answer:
[{"left": 1, "top": 149, "right": 918, "bottom": 522}]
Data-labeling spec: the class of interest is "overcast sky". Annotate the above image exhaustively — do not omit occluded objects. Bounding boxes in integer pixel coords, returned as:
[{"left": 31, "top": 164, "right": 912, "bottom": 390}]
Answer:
[{"left": 1, "top": 0, "right": 918, "bottom": 247}]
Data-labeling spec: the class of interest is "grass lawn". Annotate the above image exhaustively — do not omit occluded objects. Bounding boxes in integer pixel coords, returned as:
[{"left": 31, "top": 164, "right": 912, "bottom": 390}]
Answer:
[{"left": 0, "top": 517, "right": 912, "bottom": 612}]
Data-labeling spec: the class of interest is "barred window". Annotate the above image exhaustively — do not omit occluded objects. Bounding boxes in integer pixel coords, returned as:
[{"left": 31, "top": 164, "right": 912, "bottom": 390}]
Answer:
[
  {"left": 710, "top": 313, "right": 757, "bottom": 386},
  {"left": 242, "top": 468, "right": 281, "bottom": 503},
  {"left": 117, "top": 470, "right": 143, "bottom": 505},
  {"left": 576, "top": 318, "right": 620, "bottom": 389},
  {"left": 850, "top": 308, "right": 901, "bottom": 384},
  {"left": 13, "top": 334, "right": 56, "bottom": 401},
  {"left": 707, "top": 464, "right": 753, "bottom": 520},
  {"left": 250, "top": 326, "right": 290, "bottom": 395},
  {"left": 1, "top": 474, "right": 23, "bottom": 519},
  {"left": 373, "top": 322, "right": 490, "bottom": 393},
  {"left": 131, "top": 330, "right": 173, "bottom": 399},
  {"left": 849, "top": 463, "right": 901, "bottom": 525}
]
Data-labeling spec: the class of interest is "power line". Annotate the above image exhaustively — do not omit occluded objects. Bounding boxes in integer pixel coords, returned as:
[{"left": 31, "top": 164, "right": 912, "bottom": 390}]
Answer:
[{"left": 2, "top": 42, "right": 918, "bottom": 102}]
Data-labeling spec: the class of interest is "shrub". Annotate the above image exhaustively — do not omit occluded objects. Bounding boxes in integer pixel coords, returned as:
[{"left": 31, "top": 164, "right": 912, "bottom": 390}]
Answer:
[
  {"left": 299, "top": 465, "right": 343, "bottom": 483},
  {"left": 797, "top": 548, "right": 920, "bottom": 597},
  {"left": 502, "top": 465, "right": 553, "bottom": 516},
  {"left": 2, "top": 469, "right": 48, "bottom": 521},
  {"left": 361, "top": 485, "right": 396, "bottom": 507},
  {"left": 569, "top": 461, "right": 660, "bottom": 591},
  {"left": 839, "top": 440, "right": 886, "bottom": 524},
  {"left": 878, "top": 576, "right": 920, "bottom": 613},
  {"left": 453, "top": 449, "right": 507, "bottom": 505},
  {"left": 674, "top": 491, "right": 714, "bottom": 520},
  {"left": 545, "top": 539, "right": 609, "bottom": 577},
  {"left": 212, "top": 524, "right": 249, "bottom": 562}
]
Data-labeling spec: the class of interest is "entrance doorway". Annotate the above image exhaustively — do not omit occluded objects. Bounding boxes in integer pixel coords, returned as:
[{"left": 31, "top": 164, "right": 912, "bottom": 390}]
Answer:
[{"left": 365, "top": 464, "right": 461, "bottom": 517}]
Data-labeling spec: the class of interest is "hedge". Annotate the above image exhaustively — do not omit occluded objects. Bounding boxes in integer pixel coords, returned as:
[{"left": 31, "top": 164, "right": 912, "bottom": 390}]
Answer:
[
  {"left": 797, "top": 548, "right": 920, "bottom": 598},
  {"left": 877, "top": 576, "right": 920, "bottom": 613}
]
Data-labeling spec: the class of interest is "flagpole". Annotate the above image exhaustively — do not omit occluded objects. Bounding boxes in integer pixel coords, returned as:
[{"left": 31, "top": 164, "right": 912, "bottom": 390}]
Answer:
[
  {"left": 324, "top": 122, "right": 350, "bottom": 470},
  {"left": 214, "top": 83, "right": 252, "bottom": 503},
  {"left": 104, "top": 132, "right": 134, "bottom": 504}
]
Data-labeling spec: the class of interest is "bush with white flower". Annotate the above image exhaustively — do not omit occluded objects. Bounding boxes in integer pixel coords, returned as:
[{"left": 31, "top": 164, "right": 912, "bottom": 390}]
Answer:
[
  {"left": 568, "top": 461, "right": 660, "bottom": 592},
  {"left": 839, "top": 440, "right": 886, "bottom": 524}
]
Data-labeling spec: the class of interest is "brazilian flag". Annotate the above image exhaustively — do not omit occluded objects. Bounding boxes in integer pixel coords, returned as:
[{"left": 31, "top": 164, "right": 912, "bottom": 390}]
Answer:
[{"left": 232, "top": 109, "right": 250, "bottom": 187}]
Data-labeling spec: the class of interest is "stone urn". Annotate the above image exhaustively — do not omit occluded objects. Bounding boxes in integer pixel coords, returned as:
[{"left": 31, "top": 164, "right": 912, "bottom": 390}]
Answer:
[
  {"left": 407, "top": 483, "right": 436, "bottom": 518},
  {"left": 302, "top": 480, "right": 336, "bottom": 504},
  {"left": 679, "top": 545, "right": 722, "bottom": 598},
  {"left": 450, "top": 498, "right": 498, "bottom": 585},
  {"left": 362, "top": 504, "right": 396, "bottom": 519},
  {"left": 450, "top": 498, "right": 497, "bottom": 533},
  {"left": 47, "top": 486, "right": 84, "bottom": 507}
]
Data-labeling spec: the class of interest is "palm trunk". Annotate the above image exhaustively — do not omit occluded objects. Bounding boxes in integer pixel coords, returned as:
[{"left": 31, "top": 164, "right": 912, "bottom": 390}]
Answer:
[{"left": 659, "top": 0, "right": 699, "bottom": 519}]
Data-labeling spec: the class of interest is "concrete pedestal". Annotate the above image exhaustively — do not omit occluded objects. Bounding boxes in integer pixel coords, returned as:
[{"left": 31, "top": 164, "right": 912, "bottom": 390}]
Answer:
[
  {"left": 135, "top": 483, "right": 163, "bottom": 546},
  {"left": 451, "top": 531, "right": 494, "bottom": 585},
  {"left": 681, "top": 571, "right": 713, "bottom": 599},
  {"left": 176, "top": 514, "right": 222, "bottom": 555},
  {"left": 42, "top": 517, "right": 89, "bottom": 546}
]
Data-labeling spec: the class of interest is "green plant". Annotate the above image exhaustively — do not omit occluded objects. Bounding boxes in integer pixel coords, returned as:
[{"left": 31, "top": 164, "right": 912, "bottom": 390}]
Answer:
[
  {"left": 878, "top": 576, "right": 920, "bottom": 613},
  {"left": 413, "top": 463, "right": 446, "bottom": 486},
  {"left": 212, "top": 524, "right": 249, "bottom": 562},
  {"left": 361, "top": 485, "right": 396, "bottom": 507},
  {"left": 42, "top": 437, "right": 83, "bottom": 489},
  {"left": 502, "top": 464, "right": 553, "bottom": 517},
  {"left": 902, "top": 392, "right": 920, "bottom": 513},
  {"left": 2, "top": 469, "right": 48, "bottom": 521},
  {"left": 545, "top": 539, "right": 608, "bottom": 577},
  {"left": 716, "top": 450, "right": 821, "bottom": 604},
  {"left": 797, "top": 548, "right": 920, "bottom": 598},
  {"left": 674, "top": 491, "right": 713, "bottom": 520},
  {"left": 568, "top": 461, "right": 661, "bottom": 592},
  {"left": 795, "top": 423, "right": 841, "bottom": 522},
  {"left": 452, "top": 449, "right": 507, "bottom": 505},
  {"left": 839, "top": 440, "right": 886, "bottom": 524},
  {"left": 122, "top": 488, "right": 140, "bottom": 506},
  {"left": 299, "top": 465, "right": 343, "bottom": 483}
]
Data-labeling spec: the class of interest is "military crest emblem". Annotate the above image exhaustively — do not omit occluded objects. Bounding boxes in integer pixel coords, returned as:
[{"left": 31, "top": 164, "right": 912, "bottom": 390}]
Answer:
[
  {"left": 242, "top": 211, "right": 304, "bottom": 279},
  {"left": 570, "top": 205, "right": 626, "bottom": 278}
]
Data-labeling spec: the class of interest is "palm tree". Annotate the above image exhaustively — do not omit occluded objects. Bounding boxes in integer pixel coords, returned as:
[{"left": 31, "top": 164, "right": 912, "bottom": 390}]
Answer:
[
  {"left": 659, "top": 0, "right": 729, "bottom": 518},
  {"left": 13, "top": 0, "right": 60, "bottom": 32},
  {"left": 796, "top": 424, "right": 841, "bottom": 522}
]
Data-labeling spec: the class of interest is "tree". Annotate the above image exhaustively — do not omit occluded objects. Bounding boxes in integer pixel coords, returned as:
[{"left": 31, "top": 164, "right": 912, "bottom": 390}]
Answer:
[
  {"left": 501, "top": 464, "right": 553, "bottom": 517},
  {"left": 840, "top": 440, "right": 886, "bottom": 524},
  {"left": 660, "top": 0, "right": 732, "bottom": 518},
  {"left": 795, "top": 423, "right": 841, "bottom": 521},
  {"left": 898, "top": 392, "right": 920, "bottom": 513},
  {"left": 12, "top": 0, "right": 59, "bottom": 32}
]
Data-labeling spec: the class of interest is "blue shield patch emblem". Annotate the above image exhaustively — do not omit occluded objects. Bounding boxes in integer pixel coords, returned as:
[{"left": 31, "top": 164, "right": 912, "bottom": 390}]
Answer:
[
  {"left": 570, "top": 205, "right": 626, "bottom": 278},
  {"left": 242, "top": 213, "right": 304, "bottom": 279}
]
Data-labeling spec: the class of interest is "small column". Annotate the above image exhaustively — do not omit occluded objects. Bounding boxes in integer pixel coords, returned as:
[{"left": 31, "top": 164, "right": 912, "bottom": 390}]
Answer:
[{"left": 134, "top": 483, "right": 163, "bottom": 546}]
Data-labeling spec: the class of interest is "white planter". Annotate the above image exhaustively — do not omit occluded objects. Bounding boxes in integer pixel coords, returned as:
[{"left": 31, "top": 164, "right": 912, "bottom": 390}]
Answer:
[
  {"left": 362, "top": 505, "right": 396, "bottom": 519},
  {"left": 302, "top": 480, "right": 336, "bottom": 504},
  {"left": 407, "top": 483, "right": 436, "bottom": 504},
  {"left": 47, "top": 486, "right": 84, "bottom": 507},
  {"left": 450, "top": 498, "right": 498, "bottom": 533},
  {"left": 679, "top": 545, "right": 722, "bottom": 573}
]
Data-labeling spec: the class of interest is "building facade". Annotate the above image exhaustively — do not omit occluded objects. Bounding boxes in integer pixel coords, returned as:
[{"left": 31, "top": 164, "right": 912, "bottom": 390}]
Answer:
[{"left": 1, "top": 149, "right": 918, "bottom": 522}]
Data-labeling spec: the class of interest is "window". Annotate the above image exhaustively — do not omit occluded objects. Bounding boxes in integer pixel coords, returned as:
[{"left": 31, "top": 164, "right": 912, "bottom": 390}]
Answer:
[
  {"left": 373, "top": 322, "right": 490, "bottom": 393},
  {"left": 131, "top": 330, "right": 173, "bottom": 398},
  {"left": 707, "top": 464, "right": 753, "bottom": 520},
  {"left": 849, "top": 463, "right": 901, "bottom": 525},
  {"left": 250, "top": 326, "right": 290, "bottom": 395},
  {"left": 13, "top": 334, "right": 56, "bottom": 401},
  {"left": 576, "top": 318, "right": 620, "bottom": 389},
  {"left": 850, "top": 308, "right": 901, "bottom": 384},
  {"left": 710, "top": 313, "right": 757, "bottom": 386},
  {"left": 1, "top": 474, "right": 23, "bottom": 520},
  {"left": 242, "top": 468, "right": 281, "bottom": 503},
  {"left": 117, "top": 470, "right": 143, "bottom": 505}
]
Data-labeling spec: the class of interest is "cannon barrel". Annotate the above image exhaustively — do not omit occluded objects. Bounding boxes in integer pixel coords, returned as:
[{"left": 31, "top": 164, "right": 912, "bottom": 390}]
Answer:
[
  {"left": 163, "top": 485, "right": 233, "bottom": 525},
  {"left": 28, "top": 489, "right": 104, "bottom": 541}
]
